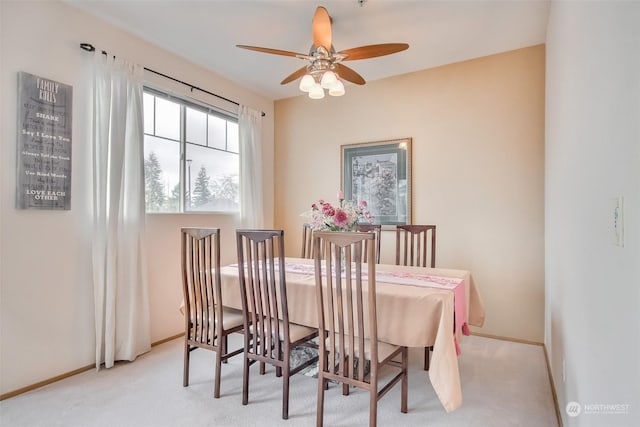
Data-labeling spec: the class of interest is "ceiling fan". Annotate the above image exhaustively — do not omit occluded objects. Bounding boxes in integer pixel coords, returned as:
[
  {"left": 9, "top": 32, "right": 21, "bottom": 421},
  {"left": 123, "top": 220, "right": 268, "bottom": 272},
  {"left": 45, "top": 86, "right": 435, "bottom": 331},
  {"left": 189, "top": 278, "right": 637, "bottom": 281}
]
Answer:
[{"left": 237, "top": 6, "right": 409, "bottom": 99}]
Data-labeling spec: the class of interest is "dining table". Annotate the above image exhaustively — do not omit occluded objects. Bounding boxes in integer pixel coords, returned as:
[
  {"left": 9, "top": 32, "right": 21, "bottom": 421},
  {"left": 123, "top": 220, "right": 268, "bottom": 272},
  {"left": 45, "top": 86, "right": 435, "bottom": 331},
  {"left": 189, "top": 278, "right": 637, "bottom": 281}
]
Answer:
[{"left": 215, "top": 257, "right": 485, "bottom": 413}]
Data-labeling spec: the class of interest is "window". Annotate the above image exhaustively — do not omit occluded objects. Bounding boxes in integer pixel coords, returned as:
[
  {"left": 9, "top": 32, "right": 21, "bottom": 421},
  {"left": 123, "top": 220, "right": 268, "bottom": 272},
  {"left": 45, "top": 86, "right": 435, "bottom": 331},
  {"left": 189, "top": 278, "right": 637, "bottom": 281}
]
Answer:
[{"left": 143, "top": 88, "right": 239, "bottom": 213}]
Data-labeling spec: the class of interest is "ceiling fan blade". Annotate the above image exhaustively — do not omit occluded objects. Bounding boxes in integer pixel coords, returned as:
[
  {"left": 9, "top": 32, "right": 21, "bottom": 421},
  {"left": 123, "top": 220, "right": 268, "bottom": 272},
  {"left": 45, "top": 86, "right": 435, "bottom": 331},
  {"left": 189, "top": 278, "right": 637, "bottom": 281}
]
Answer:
[
  {"left": 236, "top": 45, "right": 306, "bottom": 58},
  {"left": 335, "top": 64, "right": 366, "bottom": 85},
  {"left": 312, "top": 6, "right": 332, "bottom": 51},
  {"left": 339, "top": 43, "right": 409, "bottom": 61},
  {"left": 280, "top": 67, "right": 308, "bottom": 85}
]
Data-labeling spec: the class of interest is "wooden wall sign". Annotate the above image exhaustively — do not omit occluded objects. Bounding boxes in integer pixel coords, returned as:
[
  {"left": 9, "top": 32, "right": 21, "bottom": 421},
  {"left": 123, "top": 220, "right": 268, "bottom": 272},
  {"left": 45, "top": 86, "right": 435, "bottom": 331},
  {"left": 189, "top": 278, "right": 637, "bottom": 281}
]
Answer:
[{"left": 16, "top": 71, "right": 73, "bottom": 210}]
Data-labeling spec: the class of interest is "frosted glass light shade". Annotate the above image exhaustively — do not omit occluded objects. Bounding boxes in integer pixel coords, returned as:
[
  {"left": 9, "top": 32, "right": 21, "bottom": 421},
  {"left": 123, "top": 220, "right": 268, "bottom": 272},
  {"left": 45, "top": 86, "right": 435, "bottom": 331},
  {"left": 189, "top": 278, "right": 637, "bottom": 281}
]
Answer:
[
  {"left": 320, "top": 71, "right": 337, "bottom": 89},
  {"left": 308, "top": 83, "right": 325, "bottom": 99},
  {"left": 328, "top": 80, "right": 345, "bottom": 97},
  {"left": 299, "top": 74, "right": 315, "bottom": 92}
]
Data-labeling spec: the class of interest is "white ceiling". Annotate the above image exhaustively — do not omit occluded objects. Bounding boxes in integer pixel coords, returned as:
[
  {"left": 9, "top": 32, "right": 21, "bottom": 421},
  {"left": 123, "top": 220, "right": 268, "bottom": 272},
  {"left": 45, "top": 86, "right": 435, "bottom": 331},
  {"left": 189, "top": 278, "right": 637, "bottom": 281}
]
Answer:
[{"left": 65, "top": 0, "right": 550, "bottom": 101}]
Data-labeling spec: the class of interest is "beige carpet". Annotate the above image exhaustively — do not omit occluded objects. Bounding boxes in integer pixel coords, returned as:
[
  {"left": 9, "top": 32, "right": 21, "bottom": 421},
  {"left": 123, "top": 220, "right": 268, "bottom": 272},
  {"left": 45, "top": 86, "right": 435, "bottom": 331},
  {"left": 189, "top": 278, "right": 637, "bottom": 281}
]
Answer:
[{"left": 0, "top": 335, "right": 558, "bottom": 426}]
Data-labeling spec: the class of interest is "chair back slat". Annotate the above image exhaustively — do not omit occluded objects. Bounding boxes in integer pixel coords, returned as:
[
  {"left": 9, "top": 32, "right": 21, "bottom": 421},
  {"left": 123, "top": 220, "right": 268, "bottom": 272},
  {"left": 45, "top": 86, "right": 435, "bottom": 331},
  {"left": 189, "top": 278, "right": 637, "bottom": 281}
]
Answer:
[
  {"left": 395, "top": 224, "right": 436, "bottom": 268},
  {"left": 301, "top": 223, "right": 313, "bottom": 258},
  {"left": 302, "top": 223, "right": 327, "bottom": 259},
  {"left": 356, "top": 224, "right": 382, "bottom": 263}
]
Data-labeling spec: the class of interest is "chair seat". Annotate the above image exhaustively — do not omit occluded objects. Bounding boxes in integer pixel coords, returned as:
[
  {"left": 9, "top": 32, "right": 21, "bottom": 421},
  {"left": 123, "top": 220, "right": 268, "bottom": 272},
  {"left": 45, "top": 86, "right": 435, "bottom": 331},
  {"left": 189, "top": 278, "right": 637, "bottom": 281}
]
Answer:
[
  {"left": 288, "top": 322, "right": 317, "bottom": 343},
  {"left": 189, "top": 306, "right": 244, "bottom": 332},
  {"left": 250, "top": 320, "right": 317, "bottom": 343},
  {"left": 326, "top": 333, "right": 401, "bottom": 362},
  {"left": 221, "top": 307, "right": 244, "bottom": 330}
]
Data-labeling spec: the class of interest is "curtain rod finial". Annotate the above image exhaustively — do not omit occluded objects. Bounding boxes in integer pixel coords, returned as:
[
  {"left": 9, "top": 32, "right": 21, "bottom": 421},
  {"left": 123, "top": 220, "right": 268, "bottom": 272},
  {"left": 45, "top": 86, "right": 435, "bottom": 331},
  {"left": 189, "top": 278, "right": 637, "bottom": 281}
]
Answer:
[{"left": 80, "top": 43, "right": 95, "bottom": 52}]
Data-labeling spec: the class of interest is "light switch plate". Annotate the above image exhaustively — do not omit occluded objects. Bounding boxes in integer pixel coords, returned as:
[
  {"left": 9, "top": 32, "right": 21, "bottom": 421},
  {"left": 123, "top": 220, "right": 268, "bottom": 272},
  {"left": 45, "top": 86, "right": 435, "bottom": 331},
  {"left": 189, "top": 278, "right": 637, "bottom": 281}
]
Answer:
[{"left": 612, "top": 196, "right": 624, "bottom": 247}]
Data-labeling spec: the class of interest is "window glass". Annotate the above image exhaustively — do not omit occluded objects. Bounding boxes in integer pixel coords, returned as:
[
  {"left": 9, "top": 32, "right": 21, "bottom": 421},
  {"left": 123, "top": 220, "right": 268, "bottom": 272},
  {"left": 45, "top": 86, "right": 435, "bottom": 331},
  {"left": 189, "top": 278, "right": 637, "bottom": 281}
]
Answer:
[
  {"left": 143, "top": 93, "right": 154, "bottom": 134},
  {"left": 227, "top": 122, "right": 239, "bottom": 153},
  {"left": 185, "top": 143, "right": 239, "bottom": 212},
  {"left": 143, "top": 135, "right": 180, "bottom": 213},
  {"left": 186, "top": 107, "right": 207, "bottom": 146},
  {"left": 154, "top": 97, "right": 180, "bottom": 140},
  {"left": 208, "top": 114, "right": 226, "bottom": 150}
]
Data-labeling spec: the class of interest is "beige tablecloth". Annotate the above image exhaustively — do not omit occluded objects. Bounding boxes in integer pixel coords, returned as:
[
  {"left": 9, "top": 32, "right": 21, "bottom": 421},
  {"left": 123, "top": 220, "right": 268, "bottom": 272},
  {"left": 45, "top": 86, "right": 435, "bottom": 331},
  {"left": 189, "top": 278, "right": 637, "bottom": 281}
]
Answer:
[{"left": 216, "top": 257, "right": 485, "bottom": 413}]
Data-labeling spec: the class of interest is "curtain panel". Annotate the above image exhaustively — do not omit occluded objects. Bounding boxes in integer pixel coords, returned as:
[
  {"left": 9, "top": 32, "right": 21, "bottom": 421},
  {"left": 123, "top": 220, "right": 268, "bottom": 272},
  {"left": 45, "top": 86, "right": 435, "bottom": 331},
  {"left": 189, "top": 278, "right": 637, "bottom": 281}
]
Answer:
[
  {"left": 239, "top": 105, "right": 263, "bottom": 228},
  {"left": 90, "top": 52, "right": 151, "bottom": 369}
]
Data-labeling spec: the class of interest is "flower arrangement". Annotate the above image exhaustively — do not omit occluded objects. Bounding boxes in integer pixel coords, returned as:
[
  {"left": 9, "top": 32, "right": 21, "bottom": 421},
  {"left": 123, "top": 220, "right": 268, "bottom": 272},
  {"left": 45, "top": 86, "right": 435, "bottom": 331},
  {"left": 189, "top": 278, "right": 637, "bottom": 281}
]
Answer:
[{"left": 303, "top": 190, "right": 374, "bottom": 231}]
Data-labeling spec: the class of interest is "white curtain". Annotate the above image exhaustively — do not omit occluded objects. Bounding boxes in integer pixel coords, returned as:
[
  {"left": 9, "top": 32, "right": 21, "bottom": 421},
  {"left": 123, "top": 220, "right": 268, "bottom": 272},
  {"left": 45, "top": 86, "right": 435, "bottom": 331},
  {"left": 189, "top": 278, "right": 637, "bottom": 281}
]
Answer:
[
  {"left": 239, "top": 105, "right": 264, "bottom": 228},
  {"left": 90, "top": 52, "right": 150, "bottom": 369}
]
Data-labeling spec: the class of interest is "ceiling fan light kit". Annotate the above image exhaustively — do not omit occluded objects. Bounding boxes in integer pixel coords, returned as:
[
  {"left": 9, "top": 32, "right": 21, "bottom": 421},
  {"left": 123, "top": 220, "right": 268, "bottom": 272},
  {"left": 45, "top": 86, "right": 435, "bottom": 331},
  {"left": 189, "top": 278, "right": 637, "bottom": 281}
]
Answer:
[
  {"left": 298, "top": 74, "right": 316, "bottom": 92},
  {"left": 320, "top": 70, "right": 337, "bottom": 89},
  {"left": 237, "top": 6, "right": 408, "bottom": 100},
  {"left": 299, "top": 69, "right": 344, "bottom": 98},
  {"left": 328, "top": 80, "right": 345, "bottom": 97},
  {"left": 308, "top": 84, "right": 325, "bottom": 99}
]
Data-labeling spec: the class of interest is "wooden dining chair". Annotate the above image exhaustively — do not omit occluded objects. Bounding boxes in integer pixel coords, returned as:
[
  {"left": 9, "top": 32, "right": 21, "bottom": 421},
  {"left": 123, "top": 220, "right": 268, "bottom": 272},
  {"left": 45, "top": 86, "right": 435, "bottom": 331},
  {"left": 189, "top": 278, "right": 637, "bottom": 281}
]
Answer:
[
  {"left": 313, "top": 231, "right": 408, "bottom": 427},
  {"left": 236, "top": 229, "right": 319, "bottom": 420},
  {"left": 395, "top": 224, "right": 437, "bottom": 370},
  {"left": 181, "top": 227, "right": 245, "bottom": 398},
  {"left": 356, "top": 224, "right": 382, "bottom": 264},
  {"left": 395, "top": 224, "right": 436, "bottom": 268},
  {"left": 301, "top": 223, "right": 314, "bottom": 258}
]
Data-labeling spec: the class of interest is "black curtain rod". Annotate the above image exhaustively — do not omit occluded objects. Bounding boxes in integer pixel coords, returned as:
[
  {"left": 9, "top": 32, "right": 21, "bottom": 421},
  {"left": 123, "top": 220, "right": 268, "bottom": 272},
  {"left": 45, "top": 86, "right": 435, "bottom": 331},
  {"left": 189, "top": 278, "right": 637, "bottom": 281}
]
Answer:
[{"left": 80, "top": 43, "right": 265, "bottom": 117}]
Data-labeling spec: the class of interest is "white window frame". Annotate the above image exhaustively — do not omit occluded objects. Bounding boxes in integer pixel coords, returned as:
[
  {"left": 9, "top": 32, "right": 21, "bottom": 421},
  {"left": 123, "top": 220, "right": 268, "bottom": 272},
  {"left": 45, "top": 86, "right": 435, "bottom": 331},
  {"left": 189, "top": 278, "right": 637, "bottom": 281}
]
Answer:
[{"left": 143, "top": 87, "right": 240, "bottom": 214}]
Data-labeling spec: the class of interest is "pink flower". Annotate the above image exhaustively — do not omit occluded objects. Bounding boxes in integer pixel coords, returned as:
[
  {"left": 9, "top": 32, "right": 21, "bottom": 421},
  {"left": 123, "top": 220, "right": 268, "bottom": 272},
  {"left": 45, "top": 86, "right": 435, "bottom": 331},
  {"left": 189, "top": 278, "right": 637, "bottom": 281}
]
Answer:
[
  {"left": 359, "top": 200, "right": 368, "bottom": 208},
  {"left": 322, "top": 203, "right": 335, "bottom": 216},
  {"left": 333, "top": 209, "right": 349, "bottom": 227}
]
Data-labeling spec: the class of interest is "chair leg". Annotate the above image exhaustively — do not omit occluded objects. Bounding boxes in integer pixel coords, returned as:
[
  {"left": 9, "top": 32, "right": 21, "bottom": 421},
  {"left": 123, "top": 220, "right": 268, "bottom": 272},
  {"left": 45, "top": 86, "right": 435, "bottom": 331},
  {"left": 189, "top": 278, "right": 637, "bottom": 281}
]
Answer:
[
  {"left": 342, "top": 355, "right": 350, "bottom": 396},
  {"left": 323, "top": 350, "right": 329, "bottom": 390},
  {"left": 276, "top": 342, "right": 283, "bottom": 377},
  {"left": 423, "top": 346, "right": 431, "bottom": 371},
  {"left": 183, "top": 342, "right": 190, "bottom": 387},
  {"left": 316, "top": 376, "right": 326, "bottom": 427},
  {"left": 282, "top": 364, "right": 290, "bottom": 420},
  {"left": 242, "top": 355, "right": 250, "bottom": 406},
  {"left": 222, "top": 335, "right": 228, "bottom": 364},
  {"left": 369, "top": 388, "right": 378, "bottom": 427},
  {"left": 401, "top": 348, "right": 408, "bottom": 413},
  {"left": 214, "top": 349, "right": 222, "bottom": 398}
]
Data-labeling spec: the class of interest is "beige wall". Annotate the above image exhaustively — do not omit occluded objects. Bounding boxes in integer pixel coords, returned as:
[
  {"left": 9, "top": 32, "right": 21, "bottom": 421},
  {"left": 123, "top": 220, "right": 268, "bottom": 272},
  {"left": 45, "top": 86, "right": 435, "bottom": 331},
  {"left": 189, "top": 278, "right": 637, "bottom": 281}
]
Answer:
[
  {"left": 0, "top": 0, "right": 274, "bottom": 395},
  {"left": 274, "top": 45, "right": 545, "bottom": 342}
]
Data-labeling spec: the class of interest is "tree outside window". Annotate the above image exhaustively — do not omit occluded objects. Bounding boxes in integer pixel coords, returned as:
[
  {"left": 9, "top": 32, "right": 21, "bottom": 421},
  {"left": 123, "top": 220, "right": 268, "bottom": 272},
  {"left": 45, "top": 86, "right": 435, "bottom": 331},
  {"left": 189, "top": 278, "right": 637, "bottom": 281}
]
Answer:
[{"left": 144, "top": 151, "right": 165, "bottom": 212}]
